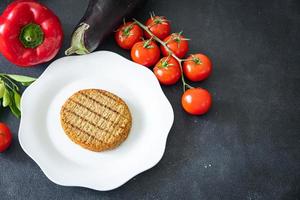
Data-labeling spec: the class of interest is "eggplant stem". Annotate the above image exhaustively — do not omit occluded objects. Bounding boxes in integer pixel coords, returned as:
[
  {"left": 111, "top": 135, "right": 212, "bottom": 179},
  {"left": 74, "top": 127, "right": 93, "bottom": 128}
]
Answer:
[{"left": 65, "top": 23, "right": 90, "bottom": 55}]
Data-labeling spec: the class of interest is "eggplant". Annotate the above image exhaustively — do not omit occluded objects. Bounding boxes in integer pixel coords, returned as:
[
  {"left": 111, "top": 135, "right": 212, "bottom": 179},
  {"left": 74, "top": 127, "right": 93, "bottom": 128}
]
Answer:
[{"left": 65, "top": 0, "right": 145, "bottom": 55}]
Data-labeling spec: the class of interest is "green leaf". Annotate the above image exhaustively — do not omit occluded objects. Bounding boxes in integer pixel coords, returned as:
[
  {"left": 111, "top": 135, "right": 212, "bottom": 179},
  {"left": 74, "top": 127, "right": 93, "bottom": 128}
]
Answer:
[
  {"left": 5, "top": 74, "right": 36, "bottom": 84},
  {"left": 0, "top": 81, "right": 4, "bottom": 98},
  {"left": 0, "top": 73, "right": 35, "bottom": 118},
  {"left": 9, "top": 103, "right": 21, "bottom": 118},
  {"left": 2, "top": 88, "right": 11, "bottom": 107},
  {"left": 21, "top": 81, "right": 35, "bottom": 86},
  {"left": 13, "top": 90, "right": 21, "bottom": 110},
  {"left": 7, "top": 89, "right": 21, "bottom": 118}
]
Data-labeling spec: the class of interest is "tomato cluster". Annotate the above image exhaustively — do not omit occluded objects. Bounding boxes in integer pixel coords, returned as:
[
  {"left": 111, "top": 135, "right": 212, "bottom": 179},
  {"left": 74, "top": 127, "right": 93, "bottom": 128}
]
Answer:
[{"left": 115, "top": 15, "right": 213, "bottom": 115}]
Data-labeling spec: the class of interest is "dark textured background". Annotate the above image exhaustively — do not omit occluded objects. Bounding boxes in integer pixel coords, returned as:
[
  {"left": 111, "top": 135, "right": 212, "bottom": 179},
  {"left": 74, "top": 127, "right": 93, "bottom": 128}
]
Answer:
[{"left": 0, "top": 0, "right": 300, "bottom": 199}]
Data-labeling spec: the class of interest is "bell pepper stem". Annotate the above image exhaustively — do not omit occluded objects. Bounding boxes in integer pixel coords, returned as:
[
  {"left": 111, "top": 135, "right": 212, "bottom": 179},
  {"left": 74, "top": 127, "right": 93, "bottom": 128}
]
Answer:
[
  {"left": 65, "top": 23, "right": 90, "bottom": 55},
  {"left": 19, "top": 23, "right": 44, "bottom": 48}
]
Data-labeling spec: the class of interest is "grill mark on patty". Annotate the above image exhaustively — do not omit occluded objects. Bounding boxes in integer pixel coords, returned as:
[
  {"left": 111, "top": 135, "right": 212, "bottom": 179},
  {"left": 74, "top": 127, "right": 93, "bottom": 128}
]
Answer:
[
  {"left": 99, "top": 92, "right": 121, "bottom": 104},
  {"left": 61, "top": 118, "right": 111, "bottom": 147},
  {"left": 98, "top": 91, "right": 119, "bottom": 102},
  {"left": 68, "top": 98, "right": 121, "bottom": 128},
  {"left": 79, "top": 92, "right": 125, "bottom": 118},
  {"left": 62, "top": 108, "right": 125, "bottom": 139}
]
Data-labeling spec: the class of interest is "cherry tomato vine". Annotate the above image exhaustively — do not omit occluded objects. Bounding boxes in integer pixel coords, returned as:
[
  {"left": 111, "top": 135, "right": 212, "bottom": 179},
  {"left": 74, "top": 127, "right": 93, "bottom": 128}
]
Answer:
[
  {"left": 133, "top": 18, "right": 193, "bottom": 92},
  {"left": 115, "top": 15, "right": 213, "bottom": 115}
]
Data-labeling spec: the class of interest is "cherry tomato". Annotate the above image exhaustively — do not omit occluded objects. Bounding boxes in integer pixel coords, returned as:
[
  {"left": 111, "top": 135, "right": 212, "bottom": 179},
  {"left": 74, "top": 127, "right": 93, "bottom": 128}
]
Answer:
[
  {"left": 145, "top": 16, "right": 170, "bottom": 40},
  {"left": 115, "top": 22, "right": 143, "bottom": 50},
  {"left": 181, "top": 88, "right": 212, "bottom": 115},
  {"left": 0, "top": 123, "right": 12, "bottom": 152},
  {"left": 183, "top": 54, "right": 212, "bottom": 82},
  {"left": 161, "top": 33, "right": 189, "bottom": 58},
  {"left": 131, "top": 40, "right": 160, "bottom": 67},
  {"left": 153, "top": 56, "right": 181, "bottom": 85}
]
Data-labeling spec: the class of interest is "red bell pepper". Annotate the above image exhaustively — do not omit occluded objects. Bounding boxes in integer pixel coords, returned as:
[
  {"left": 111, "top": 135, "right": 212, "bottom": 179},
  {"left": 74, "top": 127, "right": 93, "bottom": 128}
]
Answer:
[{"left": 0, "top": 0, "right": 63, "bottom": 67}]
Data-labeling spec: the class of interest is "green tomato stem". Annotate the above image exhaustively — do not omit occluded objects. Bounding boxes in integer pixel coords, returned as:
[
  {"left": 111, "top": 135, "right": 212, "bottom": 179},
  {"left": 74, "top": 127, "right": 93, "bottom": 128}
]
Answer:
[{"left": 133, "top": 19, "right": 193, "bottom": 92}]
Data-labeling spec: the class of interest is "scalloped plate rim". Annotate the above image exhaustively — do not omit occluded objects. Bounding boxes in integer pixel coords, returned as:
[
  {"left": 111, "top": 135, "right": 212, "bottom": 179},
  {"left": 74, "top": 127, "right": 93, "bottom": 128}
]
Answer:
[{"left": 18, "top": 51, "right": 174, "bottom": 191}]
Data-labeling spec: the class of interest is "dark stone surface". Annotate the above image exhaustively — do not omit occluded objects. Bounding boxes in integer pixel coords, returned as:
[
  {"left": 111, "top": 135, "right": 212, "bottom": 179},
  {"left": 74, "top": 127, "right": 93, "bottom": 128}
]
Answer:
[{"left": 0, "top": 0, "right": 299, "bottom": 199}]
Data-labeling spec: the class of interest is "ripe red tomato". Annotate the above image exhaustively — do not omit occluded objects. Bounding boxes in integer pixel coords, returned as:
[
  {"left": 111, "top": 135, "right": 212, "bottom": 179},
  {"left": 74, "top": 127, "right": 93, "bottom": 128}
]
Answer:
[
  {"left": 0, "top": 123, "right": 12, "bottom": 152},
  {"left": 183, "top": 54, "right": 212, "bottom": 82},
  {"left": 131, "top": 40, "right": 160, "bottom": 67},
  {"left": 161, "top": 33, "right": 189, "bottom": 58},
  {"left": 145, "top": 16, "right": 170, "bottom": 40},
  {"left": 181, "top": 88, "right": 212, "bottom": 115},
  {"left": 153, "top": 56, "right": 181, "bottom": 85},
  {"left": 115, "top": 22, "right": 143, "bottom": 49}
]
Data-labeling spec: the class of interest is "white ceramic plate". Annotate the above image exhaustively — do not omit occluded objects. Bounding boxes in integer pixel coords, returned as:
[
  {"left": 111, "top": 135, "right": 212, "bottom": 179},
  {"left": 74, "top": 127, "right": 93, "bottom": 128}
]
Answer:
[{"left": 18, "top": 51, "right": 174, "bottom": 191}]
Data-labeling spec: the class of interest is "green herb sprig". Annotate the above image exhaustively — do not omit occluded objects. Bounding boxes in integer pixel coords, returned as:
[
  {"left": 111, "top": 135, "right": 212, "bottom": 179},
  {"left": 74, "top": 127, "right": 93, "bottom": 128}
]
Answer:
[{"left": 0, "top": 74, "right": 36, "bottom": 118}]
